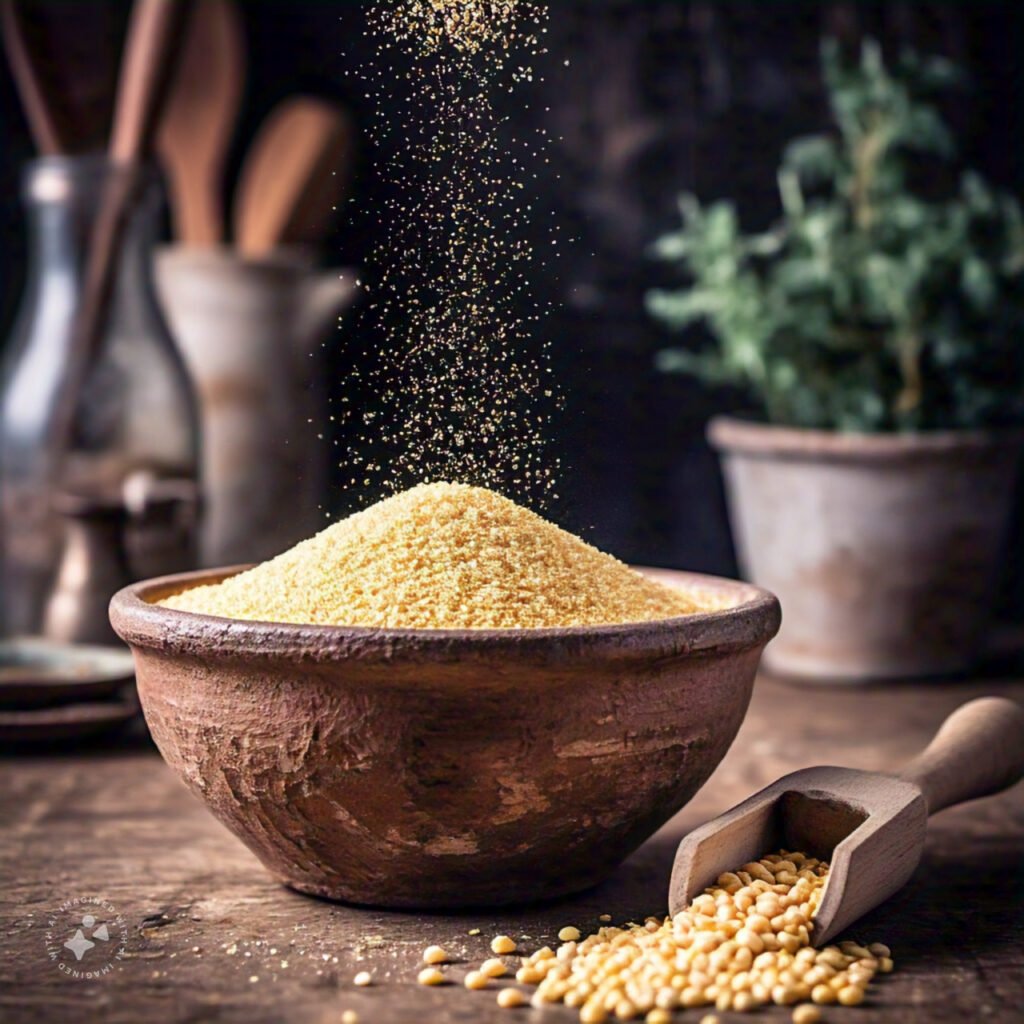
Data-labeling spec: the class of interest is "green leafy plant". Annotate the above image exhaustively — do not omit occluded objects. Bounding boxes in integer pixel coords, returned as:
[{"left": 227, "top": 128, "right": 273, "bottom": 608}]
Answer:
[{"left": 647, "top": 38, "right": 1024, "bottom": 431}]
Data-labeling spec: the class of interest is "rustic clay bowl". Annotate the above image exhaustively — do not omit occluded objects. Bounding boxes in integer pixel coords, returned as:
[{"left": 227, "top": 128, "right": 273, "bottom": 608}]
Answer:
[{"left": 109, "top": 566, "right": 780, "bottom": 909}]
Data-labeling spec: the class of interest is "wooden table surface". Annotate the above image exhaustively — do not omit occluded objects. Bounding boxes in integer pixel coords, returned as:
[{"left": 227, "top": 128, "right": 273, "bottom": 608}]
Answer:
[{"left": 2, "top": 672, "right": 1023, "bottom": 1024}]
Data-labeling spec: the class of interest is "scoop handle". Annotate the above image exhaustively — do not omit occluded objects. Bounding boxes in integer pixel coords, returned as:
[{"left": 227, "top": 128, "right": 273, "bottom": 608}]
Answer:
[{"left": 897, "top": 697, "right": 1024, "bottom": 815}]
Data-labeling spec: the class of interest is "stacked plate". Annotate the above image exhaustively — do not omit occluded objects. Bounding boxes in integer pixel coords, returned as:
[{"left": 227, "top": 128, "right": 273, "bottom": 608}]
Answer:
[{"left": 0, "top": 638, "right": 139, "bottom": 743}]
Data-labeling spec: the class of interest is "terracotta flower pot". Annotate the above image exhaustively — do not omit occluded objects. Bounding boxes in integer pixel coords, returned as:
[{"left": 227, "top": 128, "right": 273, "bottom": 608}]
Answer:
[
  {"left": 709, "top": 416, "right": 1023, "bottom": 683},
  {"left": 109, "top": 566, "right": 779, "bottom": 909}
]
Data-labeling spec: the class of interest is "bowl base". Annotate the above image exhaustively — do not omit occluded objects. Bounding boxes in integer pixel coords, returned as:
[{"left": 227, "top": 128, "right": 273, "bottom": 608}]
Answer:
[{"left": 278, "top": 871, "right": 609, "bottom": 911}]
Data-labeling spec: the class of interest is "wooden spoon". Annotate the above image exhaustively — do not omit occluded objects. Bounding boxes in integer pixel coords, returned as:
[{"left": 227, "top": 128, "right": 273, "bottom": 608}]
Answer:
[
  {"left": 54, "top": 0, "right": 191, "bottom": 451},
  {"left": 0, "top": 0, "right": 66, "bottom": 153},
  {"left": 157, "top": 0, "right": 244, "bottom": 245},
  {"left": 669, "top": 697, "right": 1024, "bottom": 945},
  {"left": 108, "top": 0, "right": 192, "bottom": 165},
  {"left": 234, "top": 95, "right": 353, "bottom": 257}
]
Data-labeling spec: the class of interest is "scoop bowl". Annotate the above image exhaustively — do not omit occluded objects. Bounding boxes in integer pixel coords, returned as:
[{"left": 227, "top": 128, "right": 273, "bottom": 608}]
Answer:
[{"left": 109, "top": 566, "right": 780, "bottom": 908}]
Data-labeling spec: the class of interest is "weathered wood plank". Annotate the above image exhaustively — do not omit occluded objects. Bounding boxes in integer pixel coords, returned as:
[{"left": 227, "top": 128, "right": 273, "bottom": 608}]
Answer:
[{"left": 1, "top": 674, "right": 1022, "bottom": 1023}]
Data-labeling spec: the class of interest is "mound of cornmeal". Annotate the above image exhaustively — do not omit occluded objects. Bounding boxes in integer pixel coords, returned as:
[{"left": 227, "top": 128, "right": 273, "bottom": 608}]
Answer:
[{"left": 160, "top": 483, "right": 707, "bottom": 629}]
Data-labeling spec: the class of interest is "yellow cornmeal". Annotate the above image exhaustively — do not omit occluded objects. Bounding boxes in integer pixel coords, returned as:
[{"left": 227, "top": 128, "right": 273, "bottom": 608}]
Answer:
[{"left": 160, "top": 483, "right": 707, "bottom": 629}]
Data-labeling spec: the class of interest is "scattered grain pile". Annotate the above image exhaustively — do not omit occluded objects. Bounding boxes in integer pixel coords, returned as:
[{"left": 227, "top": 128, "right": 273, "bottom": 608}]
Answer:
[
  {"left": 454, "top": 851, "right": 893, "bottom": 1022},
  {"left": 160, "top": 482, "right": 705, "bottom": 628}
]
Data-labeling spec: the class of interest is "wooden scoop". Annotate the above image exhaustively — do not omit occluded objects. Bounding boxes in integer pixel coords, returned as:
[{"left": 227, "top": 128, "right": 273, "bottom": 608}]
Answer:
[{"left": 669, "top": 697, "right": 1024, "bottom": 945}]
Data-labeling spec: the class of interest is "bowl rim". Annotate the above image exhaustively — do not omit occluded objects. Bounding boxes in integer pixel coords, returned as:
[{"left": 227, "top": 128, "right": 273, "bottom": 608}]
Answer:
[{"left": 109, "top": 565, "right": 781, "bottom": 665}]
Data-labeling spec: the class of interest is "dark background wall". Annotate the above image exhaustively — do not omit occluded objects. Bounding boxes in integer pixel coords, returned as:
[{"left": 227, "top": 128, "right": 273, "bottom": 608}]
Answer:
[{"left": 2, "top": 1, "right": 1022, "bottom": 583}]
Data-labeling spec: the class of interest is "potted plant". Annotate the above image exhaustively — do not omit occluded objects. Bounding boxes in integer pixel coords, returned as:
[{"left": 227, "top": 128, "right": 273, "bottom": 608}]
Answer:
[{"left": 647, "top": 38, "right": 1024, "bottom": 682}]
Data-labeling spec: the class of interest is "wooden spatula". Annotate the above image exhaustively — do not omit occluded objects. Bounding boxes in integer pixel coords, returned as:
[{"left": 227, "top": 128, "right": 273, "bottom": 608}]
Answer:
[
  {"left": 157, "top": 0, "right": 244, "bottom": 245},
  {"left": 233, "top": 95, "right": 353, "bottom": 257},
  {"left": 669, "top": 697, "right": 1024, "bottom": 945}
]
